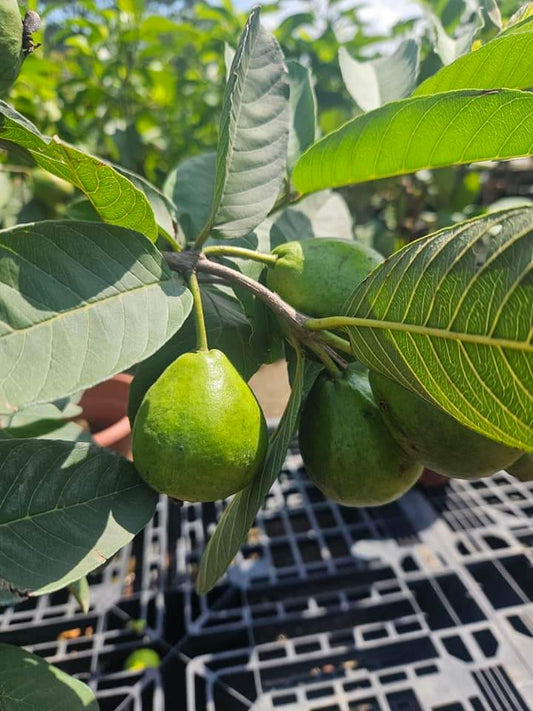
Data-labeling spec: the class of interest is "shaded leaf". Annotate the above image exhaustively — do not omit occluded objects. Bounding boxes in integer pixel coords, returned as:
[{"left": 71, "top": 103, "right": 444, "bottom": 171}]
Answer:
[
  {"left": 0, "top": 101, "right": 158, "bottom": 241},
  {"left": 0, "top": 221, "right": 192, "bottom": 414},
  {"left": 273, "top": 191, "right": 353, "bottom": 242},
  {"left": 287, "top": 60, "right": 317, "bottom": 170},
  {"left": 339, "top": 40, "right": 419, "bottom": 112},
  {"left": 293, "top": 90, "right": 533, "bottom": 194},
  {"left": 196, "top": 352, "right": 321, "bottom": 594},
  {"left": 0, "top": 643, "right": 98, "bottom": 709},
  {"left": 164, "top": 152, "right": 215, "bottom": 244},
  {"left": 342, "top": 207, "right": 533, "bottom": 452},
  {"left": 0, "top": 439, "right": 158, "bottom": 595}
]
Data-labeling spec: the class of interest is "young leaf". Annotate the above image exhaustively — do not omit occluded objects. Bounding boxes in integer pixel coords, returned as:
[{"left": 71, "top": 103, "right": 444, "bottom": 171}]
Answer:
[
  {"left": 164, "top": 152, "right": 216, "bottom": 243},
  {"left": 292, "top": 89, "right": 533, "bottom": 194},
  {"left": 0, "top": 643, "right": 99, "bottom": 710},
  {"left": 0, "top": 101, "right": 158, "bottom": 241},
  {"left": 197, "top": 7, "right": 289, "bottom": 242},
  {"left": 0, "top": 439, "right": 158, "bottom": 595},
  {"left": 339, "top": 40, "right": 419, "bottom": 112},
  {"left": 287, "top": 60, "right": 317, "bottom": 171},
  {"left": 342, "top": 207, "right": 533, "bottom": 452},
  {"left": 415, "top": 30, "right": 533, "bottom": 95},
  {"left": 196, "top": 353, "right": 321, "bottom": 594},
  {"left": 0, "top": 221, "right": 192, "bottom": 414}
]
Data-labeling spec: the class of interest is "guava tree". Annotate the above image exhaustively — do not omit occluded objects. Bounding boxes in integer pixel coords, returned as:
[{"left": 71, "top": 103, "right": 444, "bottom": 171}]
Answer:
[{"left": 0, "top": 2, "right": 532, "bottom": 705}]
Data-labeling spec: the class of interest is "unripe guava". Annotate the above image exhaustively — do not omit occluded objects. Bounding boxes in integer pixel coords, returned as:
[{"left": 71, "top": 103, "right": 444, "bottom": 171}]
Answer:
[
  {"left": 128, "top": 288, "right": 258, "bottom": 424},
  {"left": 299, "top": 366, "right": 422, "bottom": 506},
  {"left": 266, "top": 239, "right": 383, "bottom": 317},
  {"left": 506, "top": 453, "right": 533, "bottom": 482},
  {"left": 132, "top": 349, "right": 268, "bottom": 502},
  {"left": 369, "top": 371, "right": 522, "bottom": 479},
  {"left": 0, "top": 0, "right": 23, "bottom": 97}
]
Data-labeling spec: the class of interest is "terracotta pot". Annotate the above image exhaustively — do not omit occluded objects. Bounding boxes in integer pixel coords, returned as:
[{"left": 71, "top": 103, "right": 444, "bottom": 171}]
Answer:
[
  {"left": 79, "top": 373, "right": 133, "bottom": 460},
  {"left": 418, "top": 468, "right": 449, "bottom": 489}
]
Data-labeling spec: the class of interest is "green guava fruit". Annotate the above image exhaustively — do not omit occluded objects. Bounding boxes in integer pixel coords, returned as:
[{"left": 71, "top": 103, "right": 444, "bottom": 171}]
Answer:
[
  {"left": 506, "top": 453, "right": 533, "bottom": 482},
  {"left": 33, "top": 169, "right": 75, "bottom": 206},
  {"left": 369, "top": 371, "right": 522, "bottom": 479},
  {"left": 299, "top": 366, "right": 422, "bottom": 506},
  {"left": 266, "top": 239, "right": 383, "bottom": 318},
  {"left": 128, "top": 287, "right": 259, "bottom": 424},
  {"left": 0, "top": 0, "right": 23, "bottom": 97},
  {"left": 123, "top": 648, "right": 160, "bottom": 672},
  {"left": 132, "top": 349, "right": 268, "bottom": 502}
]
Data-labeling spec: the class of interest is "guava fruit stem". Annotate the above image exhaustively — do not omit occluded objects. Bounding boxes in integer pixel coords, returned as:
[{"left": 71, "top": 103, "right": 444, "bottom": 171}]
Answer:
[
  {"left": 203, "top": 245, "right": 279, "bottom": 265},
  {"left": 187, "top": 271, "right": 209, "bottom": 352}
]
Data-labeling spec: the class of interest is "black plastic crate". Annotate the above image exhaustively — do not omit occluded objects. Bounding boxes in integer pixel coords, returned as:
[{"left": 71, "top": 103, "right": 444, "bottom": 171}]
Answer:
[{"left": 1, "top": 448, "right": 532, "bottom": 710}]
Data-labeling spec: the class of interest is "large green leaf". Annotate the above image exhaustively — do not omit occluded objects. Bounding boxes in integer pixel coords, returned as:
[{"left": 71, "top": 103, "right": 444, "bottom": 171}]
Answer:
[
  {"left": 341, "top": 207, "right": 533, "bottom": 452},
  {"left": 196, "top": 353, "right": 322, "bottom": 594},
  {"left": 293, "top": 89, "right": 533, "bottom": 194},
  {"left": 0, "top": 439, "right": 157, "bottom": 595},
  {"left": 0, "top": 101, "right": 158, "bottom": 241},
  {"left": 0, "top": 643, "right": 98, "bottom": 709},
  {"left": 197, "top": 7, "right": 289, "bottom": 241},
  {"left": 0, "top": 221, "right": 192, "bottom": 415},
  {"left": 415, "top": 31, "right": 533, "bottom": 95},
  {"left": 339, "top": 40, "right": 419, "bottom": 112}
]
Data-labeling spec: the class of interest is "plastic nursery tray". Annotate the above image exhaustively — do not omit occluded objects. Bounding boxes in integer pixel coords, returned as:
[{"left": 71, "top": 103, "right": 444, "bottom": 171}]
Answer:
[{"left": 1, "top": 444, "right": 532, "bottom": 711}]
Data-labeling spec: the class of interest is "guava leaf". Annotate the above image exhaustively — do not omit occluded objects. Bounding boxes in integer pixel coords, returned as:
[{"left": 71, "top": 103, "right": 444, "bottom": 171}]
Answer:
[
  {"left": 339, "top": 40, "right": 419, "bottom": 112},
  {"left": 273, "top": 191, "right": 353, "bottom": 242},
  {"left": 0, "top": 439, "right": 157, "bottom": 595},
  {"left": 196, "top": 352, "right": 321, "bottom": 594},
  {"left": 342, "top": 207, "right": 533, "bottom": 452},
  {"left": 164, "top": 152, "right": 216, "bottom": 243},
  {"left": 0, "top": 101, "right": 158, "bottom": 241},
  {"left": 197, "top": 7, "right": 289, "bottom": 241},
  {"left": 292, "top": 89, "right": 533, "bottom": 194},
  {"left": 0, "top": 221, "right": 192, "bottom": 414},
  {"left": 287, "top": 60, "right": 317, "bottom": 171},
  {"left": 415, "top": 30, "right": 533, "bottom": 95},
  {"left": 68, "top": 576, "right": 91, "bottom": 614},
  {"left": 0, "top": 643, "right": 99, "bottom": 710}
]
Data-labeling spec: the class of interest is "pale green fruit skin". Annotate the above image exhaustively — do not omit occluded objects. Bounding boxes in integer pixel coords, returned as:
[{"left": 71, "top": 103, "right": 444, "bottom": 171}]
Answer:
[
  {"left": 506, "top": 453, "right": 533, "bottom": 482},
  {"left": 369, "top": 371, "right": 522, "bottom": 479},
  {"left": 267, "top": 239, "right": 383, "bottom": 318},
  {"left": 299, "top": 367, "right": 422, "bottom": 507},
  {"left": 0, "top": 0, "right": 23, "bottom": 97},
  {"left": 132, "top": 349, "right": 268, "bottom": 502}
]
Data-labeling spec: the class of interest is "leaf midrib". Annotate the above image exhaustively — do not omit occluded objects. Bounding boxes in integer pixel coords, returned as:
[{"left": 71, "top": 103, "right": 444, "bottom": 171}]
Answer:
[
  {"left": 338, "top": 317, "right": 532, "bottom": 352},
  {"left": 0, "top": 482, "right": 144, "bottom": 528}
]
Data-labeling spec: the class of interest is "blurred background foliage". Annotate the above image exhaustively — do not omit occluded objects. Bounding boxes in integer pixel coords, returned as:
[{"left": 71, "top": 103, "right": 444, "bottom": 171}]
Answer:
[{"left": 1, "top": 0, "right": 531, "bottom": 253}]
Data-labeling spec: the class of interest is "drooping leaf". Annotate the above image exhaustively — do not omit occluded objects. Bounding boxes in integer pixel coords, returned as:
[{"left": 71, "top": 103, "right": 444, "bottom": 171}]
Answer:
[
  {"left": 432, "top": 12, "right": 481, "bottom": 65},
  {"left": 0, "top": 221, "right": 192, "bottom": 415},
  {"left": 339, "top": 40, "right": 419, "bottom": 112},
  {"left": 164, "top": 152, "right": 216, "bottom": 243},
  {"left": 0, "top": 439, "right": 158, "bottom": 595},
  {"left": 342, "top": 207, "right": 533, "bottom": 452},
  {"left": 196, "top": 352, "right": 321, "bottom": 594},
  {"left": 287, "top": 60, "right": 317, "bottom": 170},
  {"left": 197, "top": 7, "right": 290, "bottom": 241},
  {"left": 0, "top": 643, "right": 99, "bottom": 710},
  {"left": 416, "top": 30, "right": 533, "bottom": 95},
  {"left": 293, "top": 89, "right": 533, "bottom": 194},
  {"left": 0, "top": 101, "right": 158, "bottom": 241},
  {"left": 68, "top": 576, "right": 91, "bottom": 614}
]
